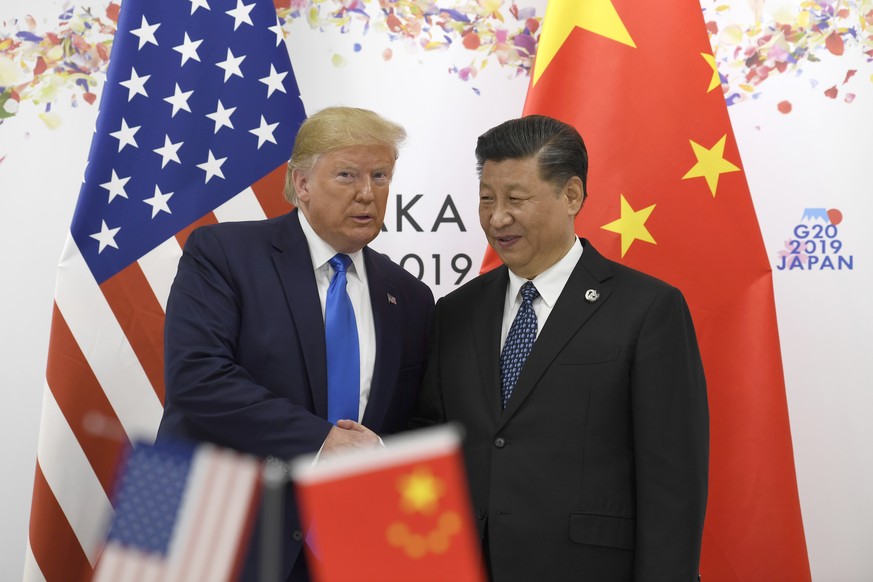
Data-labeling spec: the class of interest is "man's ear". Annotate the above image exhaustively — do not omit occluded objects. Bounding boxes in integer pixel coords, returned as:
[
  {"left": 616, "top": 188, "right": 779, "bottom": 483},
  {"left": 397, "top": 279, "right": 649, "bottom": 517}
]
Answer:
[
  {"left": 292, "top": 168, "right": 310, "bottom": 203},
  {"left": 564, "top": 176, "right": 585, "bottom": 215}
]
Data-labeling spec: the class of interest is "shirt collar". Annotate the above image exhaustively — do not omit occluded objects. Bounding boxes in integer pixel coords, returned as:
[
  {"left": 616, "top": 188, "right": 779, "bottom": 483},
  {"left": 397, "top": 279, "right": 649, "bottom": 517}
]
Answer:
[
  {"left": 506, "top": 237, "right": 583, "bottom": 308},
  {"left": 296, "top": 210, "right": 365, "bottom": 276}
]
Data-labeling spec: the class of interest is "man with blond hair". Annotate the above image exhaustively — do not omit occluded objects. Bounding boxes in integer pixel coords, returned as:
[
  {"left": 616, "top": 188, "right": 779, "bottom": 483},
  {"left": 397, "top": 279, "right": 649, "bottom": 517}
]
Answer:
[{"left": 157, "top": 107, "right": 434, "bottom": 580}]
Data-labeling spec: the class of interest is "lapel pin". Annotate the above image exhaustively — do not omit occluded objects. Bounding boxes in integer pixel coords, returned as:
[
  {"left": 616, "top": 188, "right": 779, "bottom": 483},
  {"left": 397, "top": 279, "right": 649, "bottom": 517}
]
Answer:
[
  {"left": 584, "top": 289, "right": 600, "bottom": 303},
  {"left": 387, "top": 293, "right": 397, "bottom": 305}
]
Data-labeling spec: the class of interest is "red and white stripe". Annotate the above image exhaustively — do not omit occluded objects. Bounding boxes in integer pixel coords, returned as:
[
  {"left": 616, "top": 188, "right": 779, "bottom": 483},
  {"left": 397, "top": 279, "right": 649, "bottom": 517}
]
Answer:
[{"left": 25, "top": 171, "right": 288, "bottom": 582}]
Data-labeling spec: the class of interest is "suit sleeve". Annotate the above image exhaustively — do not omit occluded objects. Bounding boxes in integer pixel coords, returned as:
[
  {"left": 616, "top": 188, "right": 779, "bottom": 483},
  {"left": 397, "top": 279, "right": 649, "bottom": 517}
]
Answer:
[
  {"left": 160, "top": 227, "right": 332, "bottom": 459},
  {"left": 631, "top": 285, "right": 709, "bottom": 581}
]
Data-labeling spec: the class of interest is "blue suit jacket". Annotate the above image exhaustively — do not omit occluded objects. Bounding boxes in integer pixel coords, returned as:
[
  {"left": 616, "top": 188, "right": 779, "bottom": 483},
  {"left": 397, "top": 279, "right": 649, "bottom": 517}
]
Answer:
[{"left": 157, "top": 209, "right": 434, "bottom": 580}]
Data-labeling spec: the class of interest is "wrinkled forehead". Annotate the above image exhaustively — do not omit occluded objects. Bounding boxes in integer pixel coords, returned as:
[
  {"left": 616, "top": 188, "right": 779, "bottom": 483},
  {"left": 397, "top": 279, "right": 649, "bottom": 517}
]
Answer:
[
  {"left": 313, "top": 144, "right": 397, "bottom": 169},
  {"left": 479, "top": 156, "right": 548, "bottom": 188}
]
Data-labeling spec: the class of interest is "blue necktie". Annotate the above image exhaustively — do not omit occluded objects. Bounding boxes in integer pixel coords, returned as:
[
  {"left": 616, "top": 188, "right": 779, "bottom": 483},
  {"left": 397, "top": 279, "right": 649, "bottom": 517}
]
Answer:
[
  {"left": 500, "top": 281, "right": 539, "bottom": 408},
  {"left": 325, "top": 254, "right": 360, "bottom": 423}
]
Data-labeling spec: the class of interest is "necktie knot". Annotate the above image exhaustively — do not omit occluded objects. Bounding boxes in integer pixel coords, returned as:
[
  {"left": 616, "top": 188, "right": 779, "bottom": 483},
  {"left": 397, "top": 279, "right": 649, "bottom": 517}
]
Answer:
[
  {"left": 329, "top": 253, "right": 352, "bottom": 275},
  {"left": 520, "top": 281, "right": 539, "bottom": 305}
]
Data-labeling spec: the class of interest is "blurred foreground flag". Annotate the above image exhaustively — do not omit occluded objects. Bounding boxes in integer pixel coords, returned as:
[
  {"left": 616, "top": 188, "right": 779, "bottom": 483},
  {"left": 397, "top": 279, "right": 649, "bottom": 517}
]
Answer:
[
  {"left": 91, "top": 442, "right": 262, "bottom": 582},
  {"left": 292, "top": 426, "right": 486, "bottom": 582}
]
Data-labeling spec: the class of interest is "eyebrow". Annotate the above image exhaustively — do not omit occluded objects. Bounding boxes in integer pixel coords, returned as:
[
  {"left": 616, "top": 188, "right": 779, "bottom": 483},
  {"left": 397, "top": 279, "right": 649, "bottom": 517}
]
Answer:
[{"left": 480, "top": 181, "right": 527, "bottom": 193}]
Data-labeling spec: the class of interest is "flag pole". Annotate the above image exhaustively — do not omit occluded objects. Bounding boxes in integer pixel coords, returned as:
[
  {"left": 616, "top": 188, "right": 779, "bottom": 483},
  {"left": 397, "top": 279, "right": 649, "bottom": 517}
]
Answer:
[{"left": 259, "top": 458, "right": 288, "bottom": 582}]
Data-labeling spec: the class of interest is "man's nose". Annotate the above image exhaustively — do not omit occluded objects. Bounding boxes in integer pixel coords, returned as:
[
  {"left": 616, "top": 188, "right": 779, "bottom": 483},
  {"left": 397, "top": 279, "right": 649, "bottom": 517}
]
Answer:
[
  {"left": 490, "top": 201, "right": 513, "bottom": 227},
  {"left": 357, "top": 177, "right": 375, "bottom": 201}
]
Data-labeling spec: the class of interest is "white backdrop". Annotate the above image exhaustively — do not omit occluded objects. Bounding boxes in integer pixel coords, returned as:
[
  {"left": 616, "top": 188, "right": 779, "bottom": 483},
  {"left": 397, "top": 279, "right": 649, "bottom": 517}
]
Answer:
[{"left": 2, "top": 1, "right": 872, "bottom": 580}]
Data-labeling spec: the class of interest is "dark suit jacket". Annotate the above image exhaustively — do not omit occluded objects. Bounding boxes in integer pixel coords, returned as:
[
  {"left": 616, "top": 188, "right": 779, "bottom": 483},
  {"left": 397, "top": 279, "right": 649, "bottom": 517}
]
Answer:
[
  {"left": 156, "top": 209, "right": 434, "bottom": 580},
  {"left": 414, "top": 239, "right": 708, "bottom": 581}
]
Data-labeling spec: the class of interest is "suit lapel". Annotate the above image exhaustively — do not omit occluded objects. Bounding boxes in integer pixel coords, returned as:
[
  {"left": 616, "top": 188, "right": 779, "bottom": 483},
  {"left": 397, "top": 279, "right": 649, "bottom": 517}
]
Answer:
[
  {"left": 360, "top": 249, "right": 401, "bottom": 429},
  {"left": 498, "top": 240, "right": 614, "bottom": 428},
  {"left": 271, "top": 210, "right": 329, "bottom": 418},
  {"left": 473, "top": 267, "right": 509, "bottom": 422}
]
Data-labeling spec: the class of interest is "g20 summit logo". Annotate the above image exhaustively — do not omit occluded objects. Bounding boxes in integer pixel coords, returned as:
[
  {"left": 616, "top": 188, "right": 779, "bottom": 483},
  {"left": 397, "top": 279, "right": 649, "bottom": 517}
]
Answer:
[{"left": 776, "top": 208, "right": 853, "bottom": 271}]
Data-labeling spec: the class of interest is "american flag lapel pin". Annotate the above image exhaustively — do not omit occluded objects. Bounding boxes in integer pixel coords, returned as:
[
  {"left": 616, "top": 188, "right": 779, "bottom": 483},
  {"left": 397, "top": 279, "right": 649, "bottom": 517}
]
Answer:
[{"left": 387, "top": 293, "right": 397, "bottom": 305}]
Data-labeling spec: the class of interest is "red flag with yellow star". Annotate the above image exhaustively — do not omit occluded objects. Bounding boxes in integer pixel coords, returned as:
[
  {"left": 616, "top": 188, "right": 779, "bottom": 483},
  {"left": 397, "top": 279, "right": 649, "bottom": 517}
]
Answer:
[
  {"left": 291, "top": 426, "right": 486, "bottom": 581},
  {"left": 480, "top": 1, "right": 811, "bottom": 579}
]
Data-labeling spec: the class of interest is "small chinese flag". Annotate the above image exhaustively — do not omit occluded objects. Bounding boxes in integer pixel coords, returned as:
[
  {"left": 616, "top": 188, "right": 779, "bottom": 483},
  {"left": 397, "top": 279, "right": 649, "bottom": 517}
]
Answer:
[
  {"left": 481, "top": 1, "right": 811, "bottom": 580},
  {"left": 291, "top": 426, "right": 486, "bottom": 582}
]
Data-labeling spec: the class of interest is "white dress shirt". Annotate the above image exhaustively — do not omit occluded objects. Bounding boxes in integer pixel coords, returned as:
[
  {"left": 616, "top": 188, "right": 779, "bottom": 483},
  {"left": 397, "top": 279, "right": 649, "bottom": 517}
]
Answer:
[
  {"left": 297, "top": 211, "right": 376, "bottom": 422},
  {"left": 500, "top": 238, "right": 584, "bottom": 350}
]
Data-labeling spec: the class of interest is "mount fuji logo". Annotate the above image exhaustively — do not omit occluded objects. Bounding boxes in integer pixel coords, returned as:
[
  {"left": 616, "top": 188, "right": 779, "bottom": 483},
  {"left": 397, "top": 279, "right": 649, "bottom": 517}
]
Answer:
[{"left": 776, "top": 208, "right": 853, "bottom": 271}]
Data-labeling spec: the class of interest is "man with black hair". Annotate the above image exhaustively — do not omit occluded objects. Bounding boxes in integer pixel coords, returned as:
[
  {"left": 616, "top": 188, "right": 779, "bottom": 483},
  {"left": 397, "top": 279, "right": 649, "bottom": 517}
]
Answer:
[{"left": 414, "top": 115, "right": 708, "bottom": 581}]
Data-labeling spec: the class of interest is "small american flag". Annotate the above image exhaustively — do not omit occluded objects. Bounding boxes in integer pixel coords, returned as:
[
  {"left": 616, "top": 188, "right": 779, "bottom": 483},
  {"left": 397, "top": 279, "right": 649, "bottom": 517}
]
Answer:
[
  {"left": 25, "top": 0, "right": 305, "bottom": 579},
  {"left": 91, "top": 442, "right": 262, "bottom": 582}
]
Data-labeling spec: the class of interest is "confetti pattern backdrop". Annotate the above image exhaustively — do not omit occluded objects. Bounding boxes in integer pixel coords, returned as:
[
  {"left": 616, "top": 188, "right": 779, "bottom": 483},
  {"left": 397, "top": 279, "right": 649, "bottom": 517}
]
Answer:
[
  {"left": 2, "top": 0, "right": 871, "bottom": 126},
  {"left": 1, "top": 1, "right": 871, "bottom": 580}
]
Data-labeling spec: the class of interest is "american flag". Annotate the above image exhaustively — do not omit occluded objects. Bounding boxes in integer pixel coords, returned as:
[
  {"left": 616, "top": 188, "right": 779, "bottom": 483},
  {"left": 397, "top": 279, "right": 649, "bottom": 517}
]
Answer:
[
  {"left": 91, "top": 442, "right": 262, "bottom": 582},
  {"left": 24, "top": 0, "right": 305, "bottom": 579}
]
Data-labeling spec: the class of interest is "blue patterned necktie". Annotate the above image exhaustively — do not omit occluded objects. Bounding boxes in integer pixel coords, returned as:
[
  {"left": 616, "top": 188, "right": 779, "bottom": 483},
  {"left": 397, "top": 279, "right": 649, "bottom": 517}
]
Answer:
[
  {"left": 325, "top": 254, "right": 360, "bottom": 423},
  {"left": 500, "top": 281, "right": 540, "bottom": 408}
]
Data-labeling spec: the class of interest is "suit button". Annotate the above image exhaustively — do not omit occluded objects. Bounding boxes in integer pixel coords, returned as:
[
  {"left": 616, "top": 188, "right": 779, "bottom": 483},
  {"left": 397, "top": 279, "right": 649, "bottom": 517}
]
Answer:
[
  {"left": 494, "top": 437, "right": 506, "bottom": 448},
  {"left": 477, "top": 509, "right": 487, "bottom": 520},
  {"left": 291, "top": 530, "right": 303, "bottom": 542}
]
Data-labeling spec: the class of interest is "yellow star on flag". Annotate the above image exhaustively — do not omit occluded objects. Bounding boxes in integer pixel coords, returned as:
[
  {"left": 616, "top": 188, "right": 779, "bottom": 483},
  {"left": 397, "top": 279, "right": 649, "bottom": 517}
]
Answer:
[
  {"left": 701, "top": 53, "right": 720, "bottom": 92},
  {"left": 601, "top": 194, "right": 656, "bottom": 257},
  {"left": 398, "top": 467, "right": 444, "bottom": 515},
  {"left": 532, "top": 0, "right": 636, "bottom": 86},
  {"left": 681, "top": 135, "right": 741, "bottom": 196}
]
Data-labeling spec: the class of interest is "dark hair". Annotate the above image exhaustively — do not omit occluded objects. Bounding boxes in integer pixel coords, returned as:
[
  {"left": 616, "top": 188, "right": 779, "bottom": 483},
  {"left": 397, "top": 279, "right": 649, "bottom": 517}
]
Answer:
[{"left": 475, "top": 115, "right": 588, "bottom": 201}]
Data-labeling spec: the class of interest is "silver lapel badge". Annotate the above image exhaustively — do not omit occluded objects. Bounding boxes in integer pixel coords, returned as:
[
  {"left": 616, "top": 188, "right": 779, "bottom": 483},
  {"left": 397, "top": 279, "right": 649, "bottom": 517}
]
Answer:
[{"left": 584, "top": 289, "right": 600, "bottom": 303}]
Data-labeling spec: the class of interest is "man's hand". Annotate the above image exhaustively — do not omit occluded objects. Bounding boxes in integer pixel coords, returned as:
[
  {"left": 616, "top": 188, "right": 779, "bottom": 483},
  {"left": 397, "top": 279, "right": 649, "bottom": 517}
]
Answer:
[{"left": 320, "top": 420, "right": 381, "bottom": 458}]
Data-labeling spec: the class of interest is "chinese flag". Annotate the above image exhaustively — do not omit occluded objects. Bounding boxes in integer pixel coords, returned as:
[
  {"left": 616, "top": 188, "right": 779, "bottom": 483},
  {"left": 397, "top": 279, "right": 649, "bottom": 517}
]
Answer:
[
  {"left": 482, "top": 1, "right": 811, "bottom": 580},
  {"left": 292, "top": 426, "right": 486, "bottom": 582}
]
